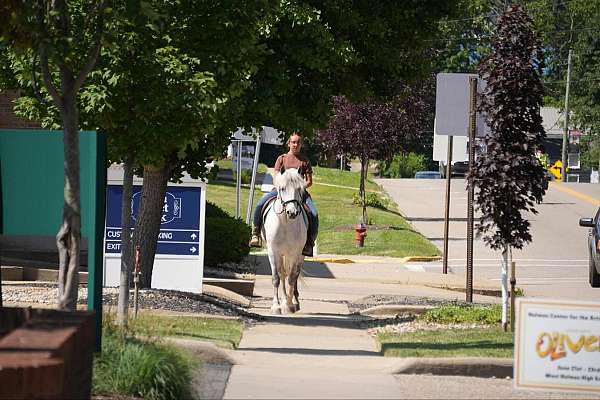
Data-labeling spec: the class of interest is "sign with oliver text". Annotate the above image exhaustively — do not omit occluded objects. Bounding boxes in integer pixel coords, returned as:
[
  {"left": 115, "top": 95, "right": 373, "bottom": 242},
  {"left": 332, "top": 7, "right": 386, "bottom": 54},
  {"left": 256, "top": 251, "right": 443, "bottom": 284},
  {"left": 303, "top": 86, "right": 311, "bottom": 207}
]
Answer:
[{"left": 514, "top": 298, "right": 600, "bottom": 394}]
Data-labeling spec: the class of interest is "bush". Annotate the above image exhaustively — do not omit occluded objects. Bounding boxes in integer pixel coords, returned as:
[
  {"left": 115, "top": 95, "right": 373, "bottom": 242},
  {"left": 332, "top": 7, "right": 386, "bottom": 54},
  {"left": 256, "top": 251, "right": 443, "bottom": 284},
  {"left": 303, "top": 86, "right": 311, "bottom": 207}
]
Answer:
[
  {"left": 206, "top": 164, "right": 220, "bottom": 182},
  {"left": 205, "top": 201, "right": 251, "bottom": 267},
  {"left": 379, "top": 153, "right": 429, "bottom": 178},
  {"left": 233, "top": 169, "right": 252, "bottom": 184},
  {"left": 352, "top": 192, "right": 386, "bottom": 209},
  {"left": 93, "top": 327, "right": 194, "bottom": 400}
]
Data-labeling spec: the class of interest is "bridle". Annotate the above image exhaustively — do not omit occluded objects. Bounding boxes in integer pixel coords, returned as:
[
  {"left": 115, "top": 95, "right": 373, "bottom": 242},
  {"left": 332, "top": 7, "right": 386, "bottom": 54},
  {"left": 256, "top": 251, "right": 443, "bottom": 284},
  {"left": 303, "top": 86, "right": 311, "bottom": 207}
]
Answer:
[{"left": 274, "top": 188, "right": 303, "bottom": 215}]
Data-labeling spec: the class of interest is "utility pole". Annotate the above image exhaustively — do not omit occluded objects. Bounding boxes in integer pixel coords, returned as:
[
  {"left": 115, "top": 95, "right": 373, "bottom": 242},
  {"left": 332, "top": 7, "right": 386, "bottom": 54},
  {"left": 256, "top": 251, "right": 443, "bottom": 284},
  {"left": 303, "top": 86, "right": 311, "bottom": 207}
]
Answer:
[{"left": 561, "top": 49, "right": 573, "bottom": 182}]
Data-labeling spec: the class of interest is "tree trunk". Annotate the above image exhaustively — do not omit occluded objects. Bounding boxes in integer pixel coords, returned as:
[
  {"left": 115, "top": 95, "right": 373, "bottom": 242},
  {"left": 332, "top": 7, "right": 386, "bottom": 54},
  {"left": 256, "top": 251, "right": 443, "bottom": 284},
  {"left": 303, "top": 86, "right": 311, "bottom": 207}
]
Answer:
[
  {"left": 359, "top": 157, "right": 368, "bottom": 225},
  {"left": 117, "top": 158, "right": 134, "bottom": 325},
  {"left": 133, "top": 164, "right": 172, "bottom": 288},
  {"left": 56, "top": 87, "right": 82, "bottom": 311},
  {"left": 501, "top": 244, "right": 510, "bottom": 331}
]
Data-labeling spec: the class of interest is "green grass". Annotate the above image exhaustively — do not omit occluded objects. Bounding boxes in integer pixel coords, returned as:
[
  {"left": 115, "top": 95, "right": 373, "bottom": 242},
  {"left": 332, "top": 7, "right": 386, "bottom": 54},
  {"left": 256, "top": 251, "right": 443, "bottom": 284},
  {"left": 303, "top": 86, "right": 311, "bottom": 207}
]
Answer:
[
  {"left": 130, "top": 314, "right": 244, "bottom": 349},
  {"left": 207, "top": 166, "right": 440, "bottom": 258},
  {"left": 378, "top": 327, "right": 514, "bottom": 358},
  {"left": 377, "top": 305, "right": 511, "bottom": 358},
  {"left": 312, "top": 166, "right": 380, "bottom": 191},
  {"left": 216, "top": 159, "right": 268, "bottom": 173},
  {"left": 93, "top": 327, "right": 195, "bottom": 400},
  {"left": 419, "top": 304, "right": 502, "bottom": 325}
]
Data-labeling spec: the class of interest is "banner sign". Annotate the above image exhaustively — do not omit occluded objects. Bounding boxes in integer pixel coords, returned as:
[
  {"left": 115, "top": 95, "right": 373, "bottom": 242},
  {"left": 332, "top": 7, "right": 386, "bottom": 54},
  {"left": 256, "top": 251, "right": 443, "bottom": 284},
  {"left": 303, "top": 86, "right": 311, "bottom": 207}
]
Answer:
[
  {"left": 105, "top": 185, "right": 201, "bottom": 257},
  {"left": 514, "top": 298, "right": 600, "bottom": 394}
]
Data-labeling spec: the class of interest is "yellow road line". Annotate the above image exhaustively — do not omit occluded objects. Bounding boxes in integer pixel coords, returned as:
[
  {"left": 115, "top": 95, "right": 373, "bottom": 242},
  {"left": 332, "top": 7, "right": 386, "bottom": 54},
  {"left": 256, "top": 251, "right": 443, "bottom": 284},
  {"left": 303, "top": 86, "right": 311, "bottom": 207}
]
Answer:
[{"left": 550, "top": 182, "right": 600, "bottom": 206}]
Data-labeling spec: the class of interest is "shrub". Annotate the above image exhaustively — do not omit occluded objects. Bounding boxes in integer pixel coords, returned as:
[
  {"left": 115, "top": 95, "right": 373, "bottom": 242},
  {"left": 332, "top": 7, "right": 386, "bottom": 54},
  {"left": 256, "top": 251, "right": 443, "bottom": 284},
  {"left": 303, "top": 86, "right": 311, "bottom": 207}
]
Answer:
[
  {"left": 233, "top": 169, "right": 252, "bottom": 184},
  {"left": 206, "top": 164, "right": 220, "bottom": 182},
  {"left": 352, "top": 192, "right": 386, "bottom": 209},
  {"left": 379, "top": 152, "right": 429, "bottom": 178},
  {"left": 93, "top": 327, "right": 193, "bottom": 400},
  {"left": 205, "top": 201, "right": 251, "bottom": 267}
]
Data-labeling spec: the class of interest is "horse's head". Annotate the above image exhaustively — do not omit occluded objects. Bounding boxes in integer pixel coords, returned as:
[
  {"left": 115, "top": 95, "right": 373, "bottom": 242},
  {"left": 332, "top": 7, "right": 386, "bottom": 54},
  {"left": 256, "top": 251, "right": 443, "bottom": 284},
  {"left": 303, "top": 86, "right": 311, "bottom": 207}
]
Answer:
[{"left": 274, "top": 168, "right": 306, "bottom": 219}]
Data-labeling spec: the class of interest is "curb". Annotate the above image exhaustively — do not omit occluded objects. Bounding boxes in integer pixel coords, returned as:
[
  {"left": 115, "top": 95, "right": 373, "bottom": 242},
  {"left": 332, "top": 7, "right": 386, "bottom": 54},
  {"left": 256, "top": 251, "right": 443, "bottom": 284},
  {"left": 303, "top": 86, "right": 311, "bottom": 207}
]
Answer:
[
  {"left": 399, "top": 256, "right": 442, "bottom": 263},
  {"left": 423, "top": 283, "right": 502, "bottom": 298},
  {"left": 360, "top": 304, "right": 434, "bottom": 317},
  {"left": 203, "top": 285, "right": 251, "bottom": 307},
  {"left": 391, "top": 357, "right": 513, "bottom": 378}
]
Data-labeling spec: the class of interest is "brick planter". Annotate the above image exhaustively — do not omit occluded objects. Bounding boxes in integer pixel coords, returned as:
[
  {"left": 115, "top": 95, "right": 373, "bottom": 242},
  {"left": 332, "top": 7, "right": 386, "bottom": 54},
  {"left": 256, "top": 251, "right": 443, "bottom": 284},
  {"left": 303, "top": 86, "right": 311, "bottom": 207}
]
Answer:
[{"left": 0, "top": 308, "right": 95, "bottom": 399}]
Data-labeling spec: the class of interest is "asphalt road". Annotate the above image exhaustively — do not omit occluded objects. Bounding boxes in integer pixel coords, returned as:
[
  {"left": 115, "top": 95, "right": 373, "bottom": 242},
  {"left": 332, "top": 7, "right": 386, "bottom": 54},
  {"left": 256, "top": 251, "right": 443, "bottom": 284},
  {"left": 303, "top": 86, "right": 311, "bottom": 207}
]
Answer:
[{"left": 377, "top": 178, "right": 600, "bottom": 301}]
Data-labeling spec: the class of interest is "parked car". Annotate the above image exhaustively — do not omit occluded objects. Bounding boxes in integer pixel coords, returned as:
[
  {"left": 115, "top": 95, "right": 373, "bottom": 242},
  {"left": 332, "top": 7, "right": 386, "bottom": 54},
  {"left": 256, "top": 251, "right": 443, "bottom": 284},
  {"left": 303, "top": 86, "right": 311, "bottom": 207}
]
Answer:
[
  {"left": 578, "top": 212, "right": 600, "bottom": 287},
  {"left": 414, "top": 171, "right": 442, "bottom": 179}
]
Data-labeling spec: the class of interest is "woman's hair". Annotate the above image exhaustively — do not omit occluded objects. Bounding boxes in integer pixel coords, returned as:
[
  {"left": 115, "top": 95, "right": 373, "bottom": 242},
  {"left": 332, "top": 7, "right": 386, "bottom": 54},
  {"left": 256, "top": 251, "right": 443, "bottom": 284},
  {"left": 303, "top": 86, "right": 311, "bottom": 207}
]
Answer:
[{"left": 286, "top": 132, "right": 304, "bottom": 146}]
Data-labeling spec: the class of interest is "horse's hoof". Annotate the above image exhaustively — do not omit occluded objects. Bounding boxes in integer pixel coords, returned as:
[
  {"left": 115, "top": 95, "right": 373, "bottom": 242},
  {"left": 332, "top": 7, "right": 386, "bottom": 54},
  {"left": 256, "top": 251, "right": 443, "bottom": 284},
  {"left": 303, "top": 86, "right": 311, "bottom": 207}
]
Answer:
[
  {"left": 271, "top": 306, "right": 281, "bottom": 315},
  {"left": 281, "top": 304, "right": 290, "bottom": 314},
  {"left": 293, "top": 304, "right": 300, "bottom": 312}
]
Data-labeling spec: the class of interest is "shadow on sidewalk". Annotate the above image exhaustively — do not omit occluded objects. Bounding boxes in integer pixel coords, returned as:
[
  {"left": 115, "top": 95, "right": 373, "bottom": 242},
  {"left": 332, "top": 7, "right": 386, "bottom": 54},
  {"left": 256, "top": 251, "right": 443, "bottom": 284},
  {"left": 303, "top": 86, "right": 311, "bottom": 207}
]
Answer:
[
  {"left": 239, "top": 347, "right": 379, "bottom": 357},
  {"left": 248, "top": 254, "right": 334, "bottom": 279},
  {"left": 254, "top": 313, "right": 366, "bottom": 330}
]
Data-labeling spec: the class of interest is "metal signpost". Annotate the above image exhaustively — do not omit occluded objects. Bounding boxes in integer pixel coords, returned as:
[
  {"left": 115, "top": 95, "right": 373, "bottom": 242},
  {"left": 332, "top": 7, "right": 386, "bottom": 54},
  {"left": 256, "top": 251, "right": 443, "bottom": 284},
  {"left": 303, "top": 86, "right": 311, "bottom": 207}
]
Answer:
[
  {"left": 435, "top": 73, "right": 487, "bottom": 300},
  {"left": 245, "top": 132, "right": 263, "bottom": 225},
  {"left": 466, "top": 76, "right": 478, "bottom": 303},
  {"left": 104, "top": 167, "right": 206, "bottom": 293}
]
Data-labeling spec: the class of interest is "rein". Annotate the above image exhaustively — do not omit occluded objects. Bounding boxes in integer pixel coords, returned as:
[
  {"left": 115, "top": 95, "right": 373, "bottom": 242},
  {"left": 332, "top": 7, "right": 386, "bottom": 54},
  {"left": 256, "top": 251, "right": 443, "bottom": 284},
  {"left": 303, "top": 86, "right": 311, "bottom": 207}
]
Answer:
[{"left": 274, "top": 190, "right": 303, "bottom": 215}]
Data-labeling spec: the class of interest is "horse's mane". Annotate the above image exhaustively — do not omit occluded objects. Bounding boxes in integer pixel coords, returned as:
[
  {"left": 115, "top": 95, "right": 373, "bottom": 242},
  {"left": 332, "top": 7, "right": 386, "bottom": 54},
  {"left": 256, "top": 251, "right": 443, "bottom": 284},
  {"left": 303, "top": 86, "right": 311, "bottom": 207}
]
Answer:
[{"left": 274, "top": 168, "right": 306, "bottom": 192}]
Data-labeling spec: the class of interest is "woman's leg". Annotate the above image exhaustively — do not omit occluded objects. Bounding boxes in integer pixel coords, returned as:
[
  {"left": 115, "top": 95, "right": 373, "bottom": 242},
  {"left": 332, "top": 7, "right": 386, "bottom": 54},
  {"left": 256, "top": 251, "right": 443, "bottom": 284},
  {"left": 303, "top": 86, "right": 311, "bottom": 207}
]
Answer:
[
  {"left": 305, "top": 197, "right": 319, "bottom": 238},
  {"left": 250, "top": 190, "right": 277, "bottom": 246}
]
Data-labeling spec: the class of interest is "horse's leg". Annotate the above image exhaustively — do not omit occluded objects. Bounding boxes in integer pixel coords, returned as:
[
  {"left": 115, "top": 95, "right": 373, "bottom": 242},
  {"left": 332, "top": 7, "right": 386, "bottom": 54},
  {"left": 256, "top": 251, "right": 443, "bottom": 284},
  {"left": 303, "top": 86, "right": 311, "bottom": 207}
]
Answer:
[
  {"left": 268, "top": 249, "right": 282, "bottom": 314},
  {"left": 293, "top": 283, "right": 300, "bottom": 312},
  {"left": 286, "top": 264, "right": 301, "bottom": 313}
]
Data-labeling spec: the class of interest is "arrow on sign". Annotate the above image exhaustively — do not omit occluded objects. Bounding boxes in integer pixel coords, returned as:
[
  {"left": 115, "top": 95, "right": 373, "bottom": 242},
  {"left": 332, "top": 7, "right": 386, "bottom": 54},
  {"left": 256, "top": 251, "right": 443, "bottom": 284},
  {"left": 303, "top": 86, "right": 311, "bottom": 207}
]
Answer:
[
  {"left": 191, "top": 233, "right": 197, "bottom": 240},
  {"left": 190, "top": 246, "right": 197, "bottom": 253}
]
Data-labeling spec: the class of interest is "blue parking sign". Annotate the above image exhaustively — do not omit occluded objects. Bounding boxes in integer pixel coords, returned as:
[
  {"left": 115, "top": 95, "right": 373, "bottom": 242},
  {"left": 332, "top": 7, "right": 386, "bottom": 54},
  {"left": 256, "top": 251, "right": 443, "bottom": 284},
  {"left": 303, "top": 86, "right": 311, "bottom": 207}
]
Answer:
[{"left": 105, "top": 185, "right": 203, "bottom": 257}]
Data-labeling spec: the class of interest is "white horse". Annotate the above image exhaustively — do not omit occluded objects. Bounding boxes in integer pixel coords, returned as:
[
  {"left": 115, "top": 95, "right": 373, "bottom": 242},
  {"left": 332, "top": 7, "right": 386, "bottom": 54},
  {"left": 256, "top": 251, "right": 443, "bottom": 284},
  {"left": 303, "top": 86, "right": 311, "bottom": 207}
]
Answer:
[{"left": 263, "top": 168, "right": 307, "bottom": 314}]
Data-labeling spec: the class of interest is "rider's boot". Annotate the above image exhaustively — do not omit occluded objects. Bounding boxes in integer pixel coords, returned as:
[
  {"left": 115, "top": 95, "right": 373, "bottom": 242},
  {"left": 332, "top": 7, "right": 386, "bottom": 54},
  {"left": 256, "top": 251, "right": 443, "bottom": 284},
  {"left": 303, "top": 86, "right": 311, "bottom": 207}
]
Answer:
[
  {"left": 302, "top": 238, "right": 314, "bottom": 257},
  {"left": 249, "top": 226, "right": 261, "bottom": 247}
]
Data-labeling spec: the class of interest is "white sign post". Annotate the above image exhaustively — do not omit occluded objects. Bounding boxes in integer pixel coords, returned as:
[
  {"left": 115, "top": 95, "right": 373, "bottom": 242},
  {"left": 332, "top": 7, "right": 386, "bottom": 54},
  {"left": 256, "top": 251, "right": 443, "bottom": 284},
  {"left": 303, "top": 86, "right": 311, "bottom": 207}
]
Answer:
[{"left": 515, "top": 298, "right": 600, "bottom": 394}]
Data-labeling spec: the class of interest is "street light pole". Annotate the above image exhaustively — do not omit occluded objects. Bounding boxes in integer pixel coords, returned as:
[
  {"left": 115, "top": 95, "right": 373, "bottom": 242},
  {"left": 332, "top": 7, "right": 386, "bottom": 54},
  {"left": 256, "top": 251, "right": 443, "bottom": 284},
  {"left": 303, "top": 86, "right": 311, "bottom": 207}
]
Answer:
[{"left": 561, "top": 49, "right": 573, "bottom": 182}]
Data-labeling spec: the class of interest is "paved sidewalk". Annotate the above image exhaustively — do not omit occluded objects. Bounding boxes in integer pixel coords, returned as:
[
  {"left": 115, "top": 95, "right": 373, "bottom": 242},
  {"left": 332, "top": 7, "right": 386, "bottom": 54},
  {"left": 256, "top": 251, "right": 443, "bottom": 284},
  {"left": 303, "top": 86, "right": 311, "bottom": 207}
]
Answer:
[{"left": 221, "top": 269, "right": 588, "bottom": 399}]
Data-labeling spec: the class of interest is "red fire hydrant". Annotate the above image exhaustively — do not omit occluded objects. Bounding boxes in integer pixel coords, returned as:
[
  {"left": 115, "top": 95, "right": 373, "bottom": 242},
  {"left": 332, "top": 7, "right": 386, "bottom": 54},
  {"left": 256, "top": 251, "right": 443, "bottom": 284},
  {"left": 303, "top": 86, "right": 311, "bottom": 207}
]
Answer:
[{"left": 355, "top": 223, "right": 367, "bottom": 247}]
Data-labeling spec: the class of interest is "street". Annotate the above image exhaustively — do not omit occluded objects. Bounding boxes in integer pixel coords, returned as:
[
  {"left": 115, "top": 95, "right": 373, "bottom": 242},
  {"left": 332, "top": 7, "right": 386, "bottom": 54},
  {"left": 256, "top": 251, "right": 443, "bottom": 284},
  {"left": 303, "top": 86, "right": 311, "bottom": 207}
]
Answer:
[{"left": 377, "top": 178, "right": 600, "bottom": 301}]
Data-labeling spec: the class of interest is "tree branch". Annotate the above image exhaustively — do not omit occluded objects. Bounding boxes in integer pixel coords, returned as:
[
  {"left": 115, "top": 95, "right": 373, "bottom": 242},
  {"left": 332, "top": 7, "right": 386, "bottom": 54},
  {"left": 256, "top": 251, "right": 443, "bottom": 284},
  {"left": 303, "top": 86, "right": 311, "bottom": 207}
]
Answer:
[
  {"left": 39, "top": 44, "right": 63, "bottom": 110},
  {"left": 73, "top": 0, "right": 107, "bottom": 92},
  {"left": 30, "top": 53, "right": 51, "bottom": 107}
]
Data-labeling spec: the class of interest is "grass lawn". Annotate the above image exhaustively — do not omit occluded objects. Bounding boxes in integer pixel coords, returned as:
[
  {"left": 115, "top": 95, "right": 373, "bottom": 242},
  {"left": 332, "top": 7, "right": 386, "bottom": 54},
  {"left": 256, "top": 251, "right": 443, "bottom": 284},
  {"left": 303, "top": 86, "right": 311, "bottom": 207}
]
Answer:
[
  {"left": 376, "top": 304, "right": 512, "bottom": 358},
  {"left": 130, "top": 314, "right": 244, "bottom": 349},
  {"left": 378, "top": 327, "right": 514, "bottom": 358},
  {"left": 207, "top": 165, "right": 439, "bottom": 258}
]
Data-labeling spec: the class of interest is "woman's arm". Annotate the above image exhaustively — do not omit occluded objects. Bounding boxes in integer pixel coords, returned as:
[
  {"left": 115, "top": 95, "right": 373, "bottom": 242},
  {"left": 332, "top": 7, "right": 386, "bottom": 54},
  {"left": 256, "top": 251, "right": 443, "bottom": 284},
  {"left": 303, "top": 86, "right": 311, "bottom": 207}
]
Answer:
[{"left": 305, "top": 173, "right": 313, "bottom": 188}]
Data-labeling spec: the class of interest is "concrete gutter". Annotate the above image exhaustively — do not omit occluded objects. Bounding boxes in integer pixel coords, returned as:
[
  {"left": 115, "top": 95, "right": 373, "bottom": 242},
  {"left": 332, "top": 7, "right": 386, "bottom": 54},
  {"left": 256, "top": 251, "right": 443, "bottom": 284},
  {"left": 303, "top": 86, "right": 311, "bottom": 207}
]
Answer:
[{"left": 391, "top": 357, "right": 513, "bottom": 378}]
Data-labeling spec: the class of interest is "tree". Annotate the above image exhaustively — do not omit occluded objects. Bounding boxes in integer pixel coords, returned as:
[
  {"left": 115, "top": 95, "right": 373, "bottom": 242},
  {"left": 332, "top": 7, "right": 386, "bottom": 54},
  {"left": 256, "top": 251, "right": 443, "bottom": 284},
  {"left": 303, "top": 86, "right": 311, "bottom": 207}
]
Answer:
[
  {"left": 317, "top": 89, "right": 429, "bottom": 224},
  {"left": 472, "top": 4, "right": 546, "bottom": 328},
  {"left": 0, "top": 0, "right": 108, "bottom": 310}
]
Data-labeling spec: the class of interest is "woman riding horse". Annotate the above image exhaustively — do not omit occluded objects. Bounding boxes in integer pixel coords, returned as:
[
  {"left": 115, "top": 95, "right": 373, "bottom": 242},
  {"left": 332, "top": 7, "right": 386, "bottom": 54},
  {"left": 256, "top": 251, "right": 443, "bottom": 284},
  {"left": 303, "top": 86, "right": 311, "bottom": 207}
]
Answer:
[{"left": 249, "top": 132, "right": 318, "bottom": 256}]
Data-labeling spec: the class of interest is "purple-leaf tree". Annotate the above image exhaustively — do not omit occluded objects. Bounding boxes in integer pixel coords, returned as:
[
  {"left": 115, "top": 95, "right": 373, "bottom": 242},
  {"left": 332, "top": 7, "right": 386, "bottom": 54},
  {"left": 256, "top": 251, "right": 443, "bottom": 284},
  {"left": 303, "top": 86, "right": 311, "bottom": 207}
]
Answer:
[
  {"left": 318, "top": 91, "right": 426, "bottom": 224},
  {"left": 471, "top": 4, "right": 546, "bottom": 328}
]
